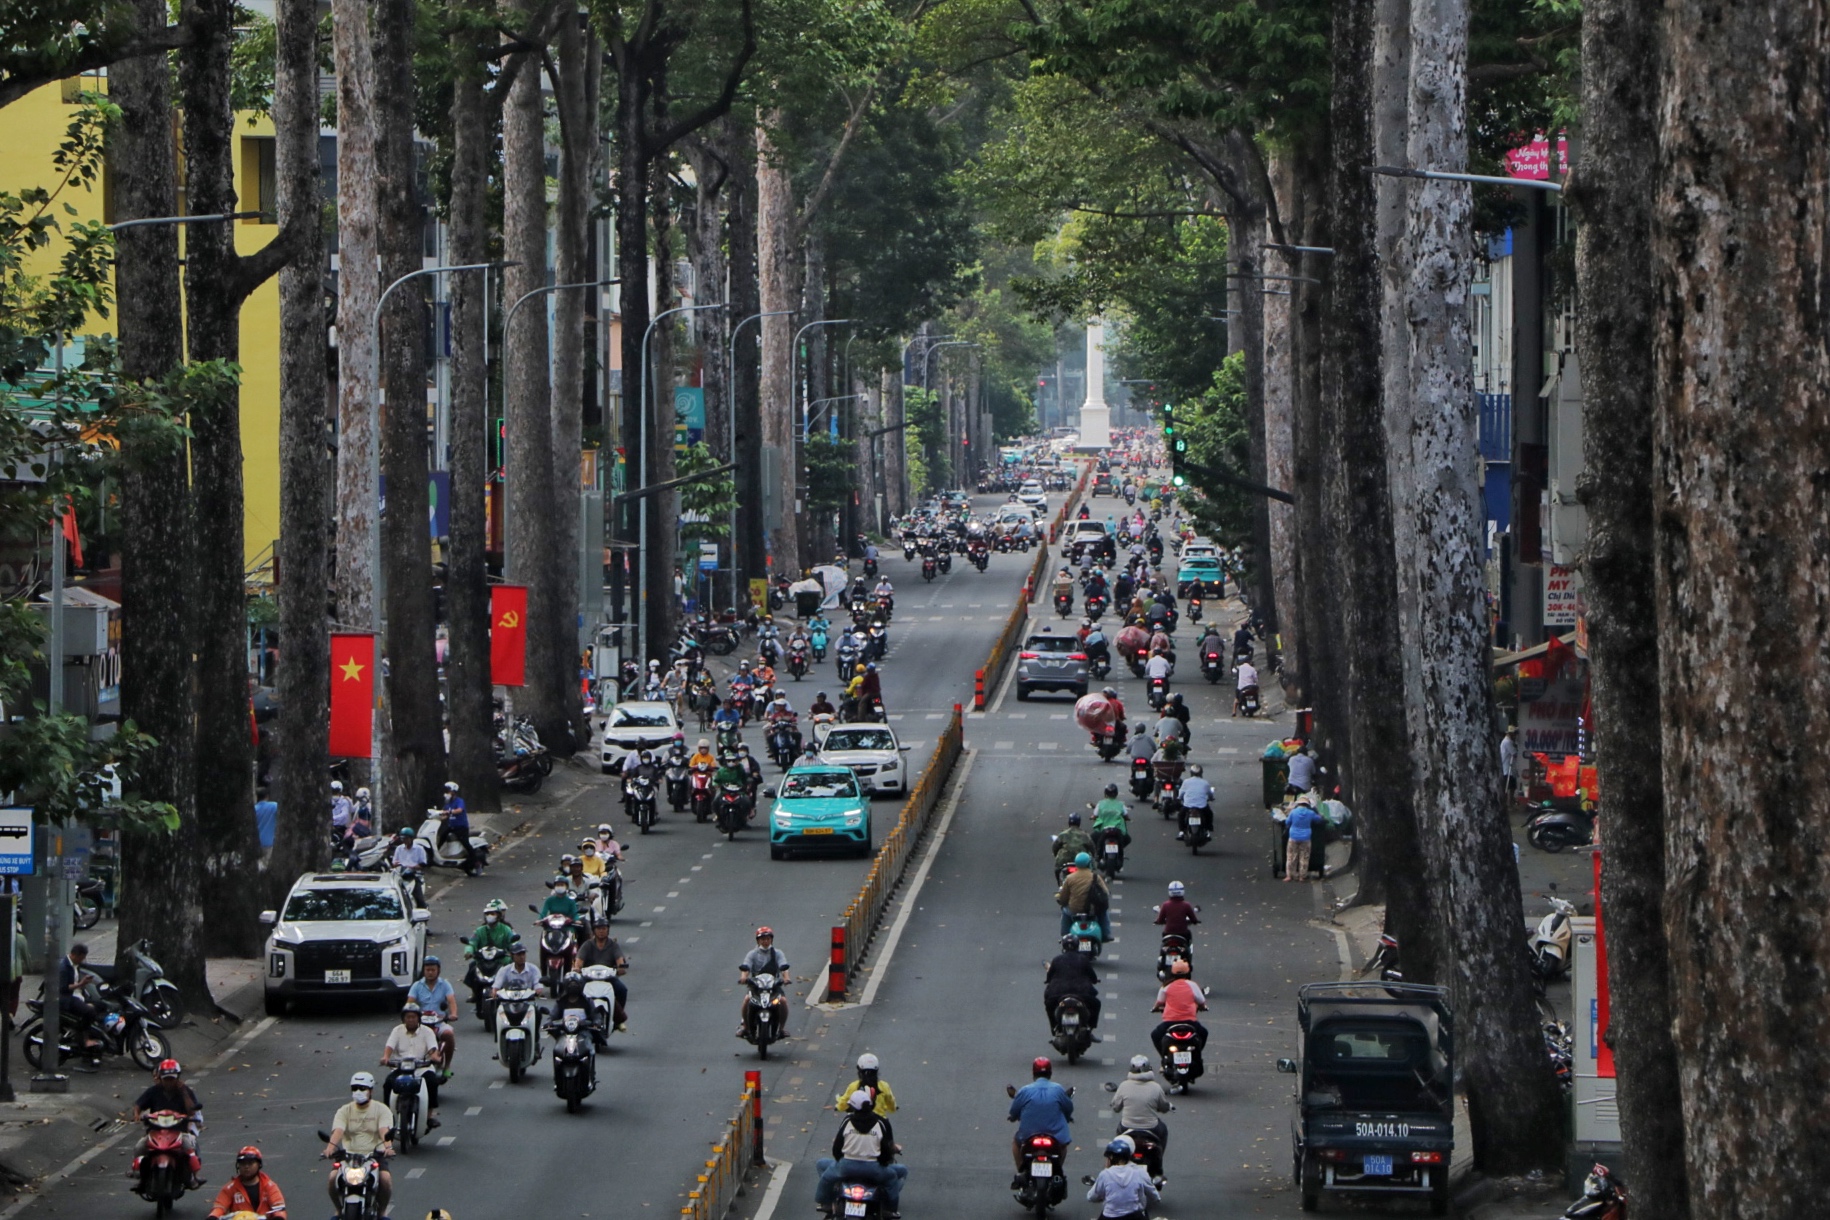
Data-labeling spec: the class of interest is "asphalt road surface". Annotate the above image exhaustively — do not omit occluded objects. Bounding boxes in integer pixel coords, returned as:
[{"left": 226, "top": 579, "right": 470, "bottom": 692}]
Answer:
[{"left": 13, "top": 493, "right": 1062, "bottom": 1220}]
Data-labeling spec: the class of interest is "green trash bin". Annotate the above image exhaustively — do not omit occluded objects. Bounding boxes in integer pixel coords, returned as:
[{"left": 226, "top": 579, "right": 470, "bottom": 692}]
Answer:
[{"left": 1261, "top": 756, "right": 1290, "bottom": 809}]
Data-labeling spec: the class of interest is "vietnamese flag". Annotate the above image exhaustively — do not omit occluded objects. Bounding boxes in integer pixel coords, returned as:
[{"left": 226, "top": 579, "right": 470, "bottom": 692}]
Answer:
[
  {"left": 329, "top": 633, "right": 377, "bottom": 758},
  {"left": 491, "top": 585, "right": 528, "bottom": 687}
]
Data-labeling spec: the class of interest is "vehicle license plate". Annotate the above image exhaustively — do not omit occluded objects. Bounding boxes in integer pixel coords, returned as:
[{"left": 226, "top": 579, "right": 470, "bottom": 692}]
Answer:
[
  {"left": 1173, "top": 1051, "right": 1191, "bottom": 1064},
  {"left": 1031, "top": 1162, "right": 1054, "bottom": 1178},
  {"left": 1105, "top": 843, "right": 1119, "bottom": 854},
  {"left": 845, "top": 1204, "right": 867, "bottom": 1217},
  {"left": 803, "top": 827, "right": 834, "bottom": 835},
  {"left": 325, "top": 969, "right": 351, "bottom": 984},
  {"left": 1078, "top": 940, "right": 1093, "bottom": 952},
  {"left": 1061, "top": 1013, "right": 1078, "bottom": 1026},
  {"left": 1363, "top": 1155, "right": 1393, "bottom": 1177}
]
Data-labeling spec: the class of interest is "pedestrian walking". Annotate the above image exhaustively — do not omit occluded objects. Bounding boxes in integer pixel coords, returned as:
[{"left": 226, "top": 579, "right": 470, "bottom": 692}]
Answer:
[
  {"left": 1500, "top": 725, "right": 1518, "bottom": 797},
  {"left": 1284, "top": 793, "right": 1322, "bottom": 882}
]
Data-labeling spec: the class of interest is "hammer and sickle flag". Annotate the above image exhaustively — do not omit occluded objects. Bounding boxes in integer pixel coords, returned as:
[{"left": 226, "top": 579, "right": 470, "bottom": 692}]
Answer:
[
  {"left": 329, "top": 633, "right": 376, "bottom": 758},
  {"left": 490, "top": 585, "right": 529, "bottom": 687}
]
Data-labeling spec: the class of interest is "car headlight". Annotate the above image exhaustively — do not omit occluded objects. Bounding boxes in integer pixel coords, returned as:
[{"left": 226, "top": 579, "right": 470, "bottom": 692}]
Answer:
[
  {"left": 268, "top": 952, "right": 288, "bottom": 978},
  {"left": 774, "top": 813, "right": 793, "bottom": 828},
  {"left": 844, "top": 812, "right": 863, "bottom": 827},
  {"left": 390, "top": 951, "right": 408, "bottom": 977}
]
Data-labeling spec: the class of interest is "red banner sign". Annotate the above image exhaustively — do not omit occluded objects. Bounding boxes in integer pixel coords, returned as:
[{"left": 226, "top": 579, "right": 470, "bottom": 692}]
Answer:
[
  {"left": 491, "top": 585, "right": 528, "bottom": 687},
  {"left": 329, "top": 633, "right": 376, "bottom": 758}
]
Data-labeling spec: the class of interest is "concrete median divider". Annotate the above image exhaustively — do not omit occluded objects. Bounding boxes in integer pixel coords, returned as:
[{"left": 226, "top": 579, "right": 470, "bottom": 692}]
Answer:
[
  {"left": 679, "top": 1073, "right": 764, "bottom": 1220},
  {"left": 826, "top": 705, "right": 965, "bottom": 1001}
]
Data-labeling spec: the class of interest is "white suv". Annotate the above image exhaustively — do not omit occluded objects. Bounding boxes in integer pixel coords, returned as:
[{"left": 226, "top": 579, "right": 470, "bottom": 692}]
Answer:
[{"left": 261, "top": 872, "right": 429, "bottom": 1015}]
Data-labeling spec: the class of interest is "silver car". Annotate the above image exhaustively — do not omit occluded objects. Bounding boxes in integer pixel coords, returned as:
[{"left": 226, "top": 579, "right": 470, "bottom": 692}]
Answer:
[{"left": 1015, "top": 630, "right": 1089, "bottom": 701}]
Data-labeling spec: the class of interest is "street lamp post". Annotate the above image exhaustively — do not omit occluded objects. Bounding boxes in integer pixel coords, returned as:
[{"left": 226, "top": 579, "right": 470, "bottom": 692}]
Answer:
[
  {"left": 636, "top": 301, "right": 727, "bottom": 659},
  {"left": 793, "top": 319, "right": 858, "bottom": 440},
  {"left": 922, "top": 342, "right": 977, "bottom": 488},
  {"left": 727, "top": 309, "right": 795, "bottom": 609},
  {"left": 806, "top": 393, "right": 861, "bottom": 433}
]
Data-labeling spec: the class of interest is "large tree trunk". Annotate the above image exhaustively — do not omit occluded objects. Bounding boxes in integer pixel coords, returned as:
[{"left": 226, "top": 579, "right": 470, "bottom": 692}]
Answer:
[
  {"left": 112, "top": 0, "right": 205, "bottom": 1002},
  {"left": 685, "top": 134, "right": 731, "bottom": 456},
  {"left": 442, "top": 1, "right": 501, "bottom": 812},
  {"left": 180, "top": 0, "right": 264, "bottom": 954},
  {"left": 331, "top": 0, "right": 378, "bottom": 634},
  {"left": 1652, "top": 0, "right": 1830, "bottom": 1211},
  {"left": 548, "top": 12, "right": 599, "bottom": 748},
  {"left": 1395, "top": 0, "right": 1562, "bottom": 1170},
  {"left": 755, "top": 118, "right": 800, "bottom": 581},
  {"left": 611, "top": 62, "right": 651, "bottom": 651},
  {"left": 374, "top": 0, "right": 445, "bottom": 815},
  {"left": 726, "top": 123, "right": 765, "bottom": 603},
  {"left": 270, "top": 0, "right": 335, "bottom": 888},
  {"left": 502, "top": 16, "right": 567, "bottom": 748},
  {"left": 1567, "top": 0, "right": 1688, "bottom": 1208},
  {"left": 1261, "top": 154, "right": 1299, "bottom": 685}
]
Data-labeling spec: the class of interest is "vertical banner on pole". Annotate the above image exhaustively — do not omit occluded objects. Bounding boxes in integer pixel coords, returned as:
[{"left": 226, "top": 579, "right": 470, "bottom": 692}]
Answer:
[
  {"left": 329, "top": 633, "right": 377, "bottom": 758},
  {"left": 490, "top": 585, "right": 529, "bottom": 686}
]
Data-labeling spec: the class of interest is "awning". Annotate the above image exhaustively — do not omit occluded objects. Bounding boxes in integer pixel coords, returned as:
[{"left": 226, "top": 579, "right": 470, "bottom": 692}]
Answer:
[{"left": 1492, "top": 630, "right": 1582, "bottom": 670}]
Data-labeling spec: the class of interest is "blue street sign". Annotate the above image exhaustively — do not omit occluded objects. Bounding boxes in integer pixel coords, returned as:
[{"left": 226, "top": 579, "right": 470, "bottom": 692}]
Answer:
[{"left": 0, "top": 809, "right": 34, "bottom": 876}]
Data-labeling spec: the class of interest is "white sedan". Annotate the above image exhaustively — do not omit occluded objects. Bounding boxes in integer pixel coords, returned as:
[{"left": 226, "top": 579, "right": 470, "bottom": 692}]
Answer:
[
  {"left": 599, "top": 700, "right": 682, "bottom": 772},
  {"left": 812, "top": 723, "right": 914, "bottom": 795},
  {"left": 1017, "top": 482, "right": 1048, "bottom": 509}
]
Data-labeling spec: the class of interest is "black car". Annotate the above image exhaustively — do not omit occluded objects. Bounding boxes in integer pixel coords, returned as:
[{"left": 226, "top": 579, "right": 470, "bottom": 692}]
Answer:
[{"left": 1276, "top": 983, "right": 1454, "bottom": 1214}]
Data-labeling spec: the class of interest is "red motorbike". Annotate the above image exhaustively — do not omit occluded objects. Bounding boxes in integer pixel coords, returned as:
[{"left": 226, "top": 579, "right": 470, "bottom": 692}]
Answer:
[
  {"left": 131, "top": 1110, "right": 195, "bottom": 1216},
  {"left": 689, "top": 764, "right": 714, "bottom": 822}
]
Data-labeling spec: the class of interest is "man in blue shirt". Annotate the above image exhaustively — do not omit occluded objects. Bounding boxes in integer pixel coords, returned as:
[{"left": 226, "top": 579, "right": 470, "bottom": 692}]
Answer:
[
  {"left": 437, "top": 782, "right": 472, "bottom": 867},
  {"left": 1177, "top": 764, "right": 1215, "bottom": 836},
  {"left": 1285, "top": 747, "right": 1317, "bottom": 797},
  {"left": 1284, "top": 793, "right": 1323, "bottom": 882},
  {"left": 1008, "top": 1057, "right": 1074, "bottom": 1185},
  {"left": 407, "top": 956, "right": 460, "bottom": 1076}
]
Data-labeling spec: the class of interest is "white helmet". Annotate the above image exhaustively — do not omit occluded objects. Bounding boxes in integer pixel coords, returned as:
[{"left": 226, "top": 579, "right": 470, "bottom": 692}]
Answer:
[
  {"left": 443, "top": 781, "right": 459, "bottom": 793},
  {"left": 1128, "top": 1054, "right": 1151, "bottom": 1072},
  {"left": 1167, "top": 881, "right": 1185, "bottom": 898},
  {"left": 857, "top": 1053, "right": 880, "bottom": 1071},
  {"left": 330, "top": 780, "right": 344, "bottom": 793},
  {"left": 349, "top": 1071, "right": 375, "bottom": 1090},
  {"left": 355, "top": 787, "right": 370, "bottom": 800}
]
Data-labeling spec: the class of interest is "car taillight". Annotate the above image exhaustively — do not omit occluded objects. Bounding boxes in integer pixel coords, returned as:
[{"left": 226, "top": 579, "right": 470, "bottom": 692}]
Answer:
[
  {"left": 1318, "top": 1148, "right": 1349, "bottom": 1162},
  {"left": 1069, "top": 653, "right": 1087, "bottom": 661},
  {"left": 1020, "top": 651, "right": 1039, "bottom": 659},
  {"left": 1411, "top": 1151, "right": 1444, "bottom": 1164}
]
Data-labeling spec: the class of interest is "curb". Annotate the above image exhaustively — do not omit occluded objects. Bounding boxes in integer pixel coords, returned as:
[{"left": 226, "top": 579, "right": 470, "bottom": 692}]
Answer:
[{"left": 0, "top": 1090, "right": 128, "bottom": 1192}]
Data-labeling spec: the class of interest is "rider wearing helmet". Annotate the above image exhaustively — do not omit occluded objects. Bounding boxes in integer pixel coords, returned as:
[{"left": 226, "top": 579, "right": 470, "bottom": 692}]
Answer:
[
  {"left": 1177, "top": 763, "right": 1215, "bottom": 837},
  {"left": 1150, "top": 960, "right": 1211, "bottom": 1061},
  {"left": 1052, "top": 811, "right": 1094, "bottom": 874},
  {"left": 389, "top": 827, "right": 429, "bottom": 906},
  {"left": 1055, "top": 850, "right": 1111, "bottom": 939},
  {"left": 1091, "top": 783, "right": 1132, "bottom": 849},
  {"left": 208, "top": 1145, "right": 284, "bottom": 1219},
  {"left": 1155, "top": 881, "right": 1200, "bottom": 939},
  {"left": 463, "top": 899, "right": 517, "bottom": 1007},
  {"left": 1110, "top": 1055, "right": 1172, "bottom": 1182},
  {"left": 133, "top": 1058, "right": 205, "bottom": 1189},
  {"left": 737, "top": 927, "right": 790, "bottom": 1037},
  {"left": 1087, "top": 1129, "right": 1160, "bottom": 1218},
  {"left": 380, "top": 1000, "right": 441, "bottom": 1128},
  {"left": 835, "top": 1052, "right": 898, "bottom": 1115},
  {"left": 437, "top": 781, "right": 473, "bottom": 867},
  {"left": 688, "top": 738, "right": 717, "bottom": 770},
  {"left": 1008, "top": 1057, "right": 1075, "bottom": 1179},
  {"left": 326, "top": 1071, "right": 393, "bottom": 1215},
  {"left": 816, "top": 1088, "right": 907, "bottom": 1218},
  {"left": 575, "top": 918, "right": 630, "bottom": 1033},
  {"left": 408, "top": 955, "right": 460, "bottom": 1076}
]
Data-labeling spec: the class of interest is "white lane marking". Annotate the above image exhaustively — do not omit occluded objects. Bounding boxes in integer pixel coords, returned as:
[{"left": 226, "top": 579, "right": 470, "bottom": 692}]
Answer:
[
  {"left": 702, "top": 853, "right": 715, "bottom": 859},
  {"left": 407, "top": 1167, "right": 427, "bottom": 1179},
  {"left": 749, "top": 1158, "right": 797, "bottom": 1220},
  {"left": 1216, "top": 747, "right": 1240, "bottom": 754},
  {"left": 1049, "top": 713, "right": 1069, "bottom": 721},
  {"left": 0, "top": 1122, "right": 134, "bottom": 1220},
  {"left": 888, "top": 714, "right": 906, "bottom": 722},
  {"left": 857, "top": 750, "right": 978, "bottom": 1007},
  {"left": 488, "top": 1080, "right": 505, "bottom": 1089},
  {"left": 624, "top": 936, "right": 640, "bottom": 943},
  {"left": 667, "top": 891, "right": 681, "bottom": 898},
  {"left": 1039, "top": 742, "right": 1059, "bottom": 751},
  {"left": 691, "top": 864, "right": 704, "bottom": 871},
  {"left": 925, "top": 713, "right": 944, "bottom": 720},
  {"left": 1007, "top": 713, "right": 1028, "bottom": 719},
  {"left": 465, "top": 1106, "right": 483, "bottom": 1116},
  {"left": 652, "top": 906, "right": 667, "bottom": 913},
  {"left": 437, "top": 1136, "right": 456, "bottom": 1146},
  {"left": 994, "top": 741, "right": 1015, "bottom": 751},
  {"left": 927, "top": 615, "right": 944, "bottom": 621}
]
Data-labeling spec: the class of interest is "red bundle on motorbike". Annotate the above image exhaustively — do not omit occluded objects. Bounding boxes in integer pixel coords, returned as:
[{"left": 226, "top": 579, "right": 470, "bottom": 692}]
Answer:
[
  {"left": 1073, "top": 693, "right": 1117, "bottom": 732},
  {"left": 1115, "top": 624, "right": 1150, "bottom": 660}
]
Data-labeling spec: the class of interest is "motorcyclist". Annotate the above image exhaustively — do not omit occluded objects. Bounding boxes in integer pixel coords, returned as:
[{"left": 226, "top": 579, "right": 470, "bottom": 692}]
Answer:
[
  {"left": 324, "top": 1071, "right": 393, "bottom": 1216},
  {"left": 1145, "top": 648, "right": 1173, "bottom": 685},
  {"left": 1110, "top": 1056, "right": 1172, "bottom": 1179},
  {"left": 1007, "top": 1058, "right": 1074, "bottom": 1181},
  {"left": 1150, "top": 960, "right": 1210, "bottom": 1059},
  {"left": 1153, "top": 707, "right": 1186, "bottom": 748},
  {"left": 713, "top": 697, "right": 744, "bottom": 738},
  {"left": 1198, "top": 623, "right": 1226, "bottom": 663},
  {"left": 1051, "top": 812, "right": 1094, "bottom": 874},
  {"left": 689, "top": 737, "right": 718, "bottom": 770},
  {"left": 1090, "top": 784, "right": 1132, "bottom": 851},
  {"left": 594, "top": 822, "right": 625, "bottom": 862},
  {"left": 464, "top": 899, "right": 517, "bottom": 1005},
  {"left": 407, "top": 956, "right": 460, "bottom": 1077},
  {"left": 816, "top": 1090, "right": 906, "bottom": 1219},
  {"left": 379, "top": 1001, "right": 441, "bottom": 1129},
  {"left": 329, "top": 780, "right": 352, "bottom": 840},
  {"left": 1154, "top": 881, "right": 1200, "bottom": 939},
  {"left": 436, "top": 781, "right": 473, "bottom": 868},
  {"left": 576, "top": 838, "right": 607, "bottom": 878},
  {"left": 834, "top": 1052, "right": 898, "bottom": 1116},
  {"left": 1176, "top": 766, "right": 1214, "bottom": 838},
  {"left": 1082, "top": 620, "right": 1111, "bottom": 667},
  {"left": 1055, "top": 852, "right": 1111, "bottom": 940},
  {"left": 388, "top": 829, "right": 428, "bottom": 907},
  {"left": 859, "top": 663, "right": 883, "bottom": 704},
  {"left": 133, "top": 1057, "right": 205, "bottom": 1189},
  {"left": 1043, "top": 946, "right": 1101, "bottom": 1028},
  {"left": 807, "top": 612, "right": 832, "bottom": 649},
  {"left": 1232, "top": 620, "right": 1255, "bottom": 659},
  {"left": 737, "top": 927, "right": 790, "bottom": 1037},
  {"left": 574, "top": 919, "right": 629, "bottom": 1033},
  {"left": 810, "top": 691, "right": 837, "bottom": 717},
  {"left": 714, "top": 751, "right": 751, "bottom": 820},
  {"left": 690, "top": 671, "right": 720, "bottom": 729},
  {"left": 1053, "top": 569, "right": 1074, "bottom": 600},
  {"left": 1128, "top": 723, "right": 1156, "bottom": 763},
  {"left": 538, "top": 879, "right": 581, "bottom": 922},
  {"left": 58, "top": 942, "right": 103, "bottom": 1051},
  {"left": 207, "top": 1145, "right": 284, "bottom": 1219},
  {"left": 736, "top": 743, "right": 766, "bottom": 797},
  {"left": 1087, "top": 1136, "right": 1161, "bottom": 1218},
  {"left": 488, "top": 941, "right": 546, "bottom": 999},
  {"left": 641, "top": 658, "right": 665, "bottom": 700},
  {"left": 1233, "top": 658, "right": 1260, "bottom": 715},
  {"left": 1083, "top": 567, "right": 1109, "bottom": 601},
  {"left": 873, "top": 576, "right": 894, "bottom": 604},
  {"left": 1164, "top": 692, "right": 1191, "bottom": 736}
]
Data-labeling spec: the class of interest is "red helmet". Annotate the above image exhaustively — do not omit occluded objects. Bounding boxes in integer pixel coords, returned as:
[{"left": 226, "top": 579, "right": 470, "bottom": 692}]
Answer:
[
  {"left": 755, "top": 926, "right": 774, "bottom": 940},
  {"left": 1031, "top": 1056, "right": 1053, "bottom": 1078},
  {"left": 236, "top": 1146, "right": 262, "bottom": 1163},
  {"left": 157, "top": 1058, "right": 182, "bottom": 1077}
]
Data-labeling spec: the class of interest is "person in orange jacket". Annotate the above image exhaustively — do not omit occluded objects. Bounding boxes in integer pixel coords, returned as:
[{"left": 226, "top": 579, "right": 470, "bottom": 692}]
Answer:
[{"left": 209, "top": 1145, "right": 285, "bottom": 1218}]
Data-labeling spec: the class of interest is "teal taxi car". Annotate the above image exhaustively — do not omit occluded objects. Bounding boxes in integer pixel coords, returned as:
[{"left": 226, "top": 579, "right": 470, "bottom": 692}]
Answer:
[
  {"left": 1176, "top": 554, "right": 1226, "bottom": 598},
  {"left": 768, "top": 765, "right": 872, "bottom": 859}
]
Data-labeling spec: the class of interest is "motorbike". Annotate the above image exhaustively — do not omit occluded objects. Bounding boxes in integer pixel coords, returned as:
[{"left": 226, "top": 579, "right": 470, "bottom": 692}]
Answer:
[
  {"left": 528, "top": 909, "right": 579, "bottom": 989},
  {"left": 1053, "top": 590, "right": 1074, "bottom": 618},
  {"left": 787, "top": 644, "right": 810, "bottom": 680},
  {"left": 973, "top": 547, "right": 990, "bottom": 572},
  {"left": 1158, "top": 1022, "right": 1204, "bottom": 1092},
  {"left": 131, "top": 1110, "right": 196, "bottom": 1216},
  {"left": 1201, "top": 647, "right": 1225, "bottom": 684},
  {"left": 1187, "top": 595, "right": 1203, "bottom": 622},
  {"left": 319, "top": 1131, "right": 389, "bottom": 1220},
  {"left": 493, "top": 984, "right": 543, "bottom": 1082},
  {"left": 72, "top": 877, "right": 104, "bottom": 931},
  {"left": 743, "top": 972, "right": 786, "bottom": 1058},
  {"left": 498, "top": 744, "right": 548, "bottom": 794},
  {"left": 1085, "top": 593, "right": 1108, "bottom": 620},
  {"left": 1094, "top": 725, "right": 1124, "bottom": 763},
  {"left": 93, "top": 938, "right": 184, "bottom": 1030},
  {"left": 21, "top": 984, "right": 170, "bottom": 1072},
  {"left": 1049, "top": 994, "right": 1096, "bottom": 1064},
  {"left": 1234, "top": 684, "right": 1261, "bottom": 718},
  {"left": 833, "top": 1179, "right": 890, "bottom": 1220},
  {"left": 866, "top": 625, "right": 888, "bottom": 662},
  {"left": 1545, "top": 1018, "right": 1574, "bottom": 1095},
  {"left": 1091, "top": 822, "right": 1126, "bottom": 878},
  {"left": 1062, "top": 915, "right": 1104, "bottom": 959},
  {"left": 1562, "top": 1164, "right": 1629, "bottom": 1220},
  {"left": 461, "top": 939, "right": 509, "bottom": 1026},
  {"left": 664, "top": 748, "right": 690, "bottom": 811},
  {"left": 1129, "top": 757, "right": 1153, "bottom": 798},
  {"left": 874, "top": 593, "right": 894, "bottom": 622},
  {"left": 1527, "top": 805, "right": 1596, "bottom": 852},
  {"left": 1528, "top": 896, "right": 1579, "bottom": 980},
  {"left": 1156, "top": 932, "right": 1193, "bottom": 983},
  {"left": 902, "top": 541, "right": 916, "bottom": 561},
  {"left": 809, "top": 624, "right": 831, "bottom": 661},
  {"left": 549, "top": 1005, "right": 597, "bottom": 1112},
  {"left": 1181, "top": 804, "right": 1212, "bottom": 852},
  {"left": 596, "top": 861, "right": 626, "bottom": 920},
  {"left": 1009, "top": 1122, "right": 1071, "bottom": 1217},
  {"left": 758, "top": 636, "right": 781, "bottom": 668},
  {"left": 921, "top": 556, "right": 938, "bottom": 582},
  {"left": 769, "top": 720, "right": 803, "bottom": 769},
  {"left": 702, "top": 624, "right": 740, "bottom": 656},
  {"left": 717, "top": 723, "right": 743, "bottom": 753},
  {"left": 836, "top": 644, "right": 861, "bottom": 682},
  {"left": 1146, "top": 675, "right": 1169, "bottom": 710},
  {"left": 410, "top": 809, "right": 490, "bottom": 877},
  {"left": 715, "top": 783, "right": 749, "bottom": 838},
  {"left": 1087, "top": 648, "right": 1111, "bottom": 681},
  {"left": 863, "top": 555, "right": 879, "bottom": 578},
  {"left": 384, "top": 1055, "right": 435, "bottom": 1150},
  {"left": 690, "top": 764, "right": 715, "bottom": 821},
  {"left": 579, "top": 964, "right": 620, "bottom": 1045},
  {"left": 625, "top": 772, "right": 659, "bottom": 834}
]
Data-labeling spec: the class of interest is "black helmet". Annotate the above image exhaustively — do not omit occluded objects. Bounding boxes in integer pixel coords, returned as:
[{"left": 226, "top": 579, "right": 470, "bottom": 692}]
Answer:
[{"left": 1103, "top": 783, "right": 1119, "bottom": 797}]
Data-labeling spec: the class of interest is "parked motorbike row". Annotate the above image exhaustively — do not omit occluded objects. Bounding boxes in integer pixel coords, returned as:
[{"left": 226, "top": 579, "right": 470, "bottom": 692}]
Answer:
[{"left": 20, "top": 938, "right": 183, "bottom": 1075}]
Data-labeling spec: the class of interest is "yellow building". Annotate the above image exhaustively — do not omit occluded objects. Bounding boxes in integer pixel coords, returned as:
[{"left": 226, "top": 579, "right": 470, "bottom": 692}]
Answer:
[{"left": 1, "top": 77, "right": 284, "bottom": 569}]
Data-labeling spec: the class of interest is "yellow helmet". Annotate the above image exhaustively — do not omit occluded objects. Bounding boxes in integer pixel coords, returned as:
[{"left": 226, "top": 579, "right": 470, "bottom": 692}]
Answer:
[{"left": 855, "top": 664, "right": 866, "bottom": 674}]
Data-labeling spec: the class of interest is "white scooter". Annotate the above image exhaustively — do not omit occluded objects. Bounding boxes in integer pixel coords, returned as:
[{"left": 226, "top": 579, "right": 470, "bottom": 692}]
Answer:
[
  {"left": 1527, "top": 896, "right": 1578, "bottom": 980},
  {"left": 416, "top": 808, "right": 490, "bottom": 876},
  {"left": 493, "top": 986, "right": 544, "bottom": 1082},
  {"left": 580, "top": 964, "right": 620, "bottom": 1045}
]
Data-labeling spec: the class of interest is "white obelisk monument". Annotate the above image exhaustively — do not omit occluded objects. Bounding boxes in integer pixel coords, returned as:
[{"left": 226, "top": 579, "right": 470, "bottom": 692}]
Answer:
[{"left": 1077, "top": 319, "right": 1111, "bottom": 450}]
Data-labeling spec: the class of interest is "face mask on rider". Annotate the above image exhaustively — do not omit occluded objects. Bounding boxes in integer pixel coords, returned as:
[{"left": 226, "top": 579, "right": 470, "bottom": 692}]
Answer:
[
  {"left": 484, "top": 912, "right": 498, "bottom": 923},
  {"left": 351, "top": 1088, "right": 371, "bottom": 1103}
]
